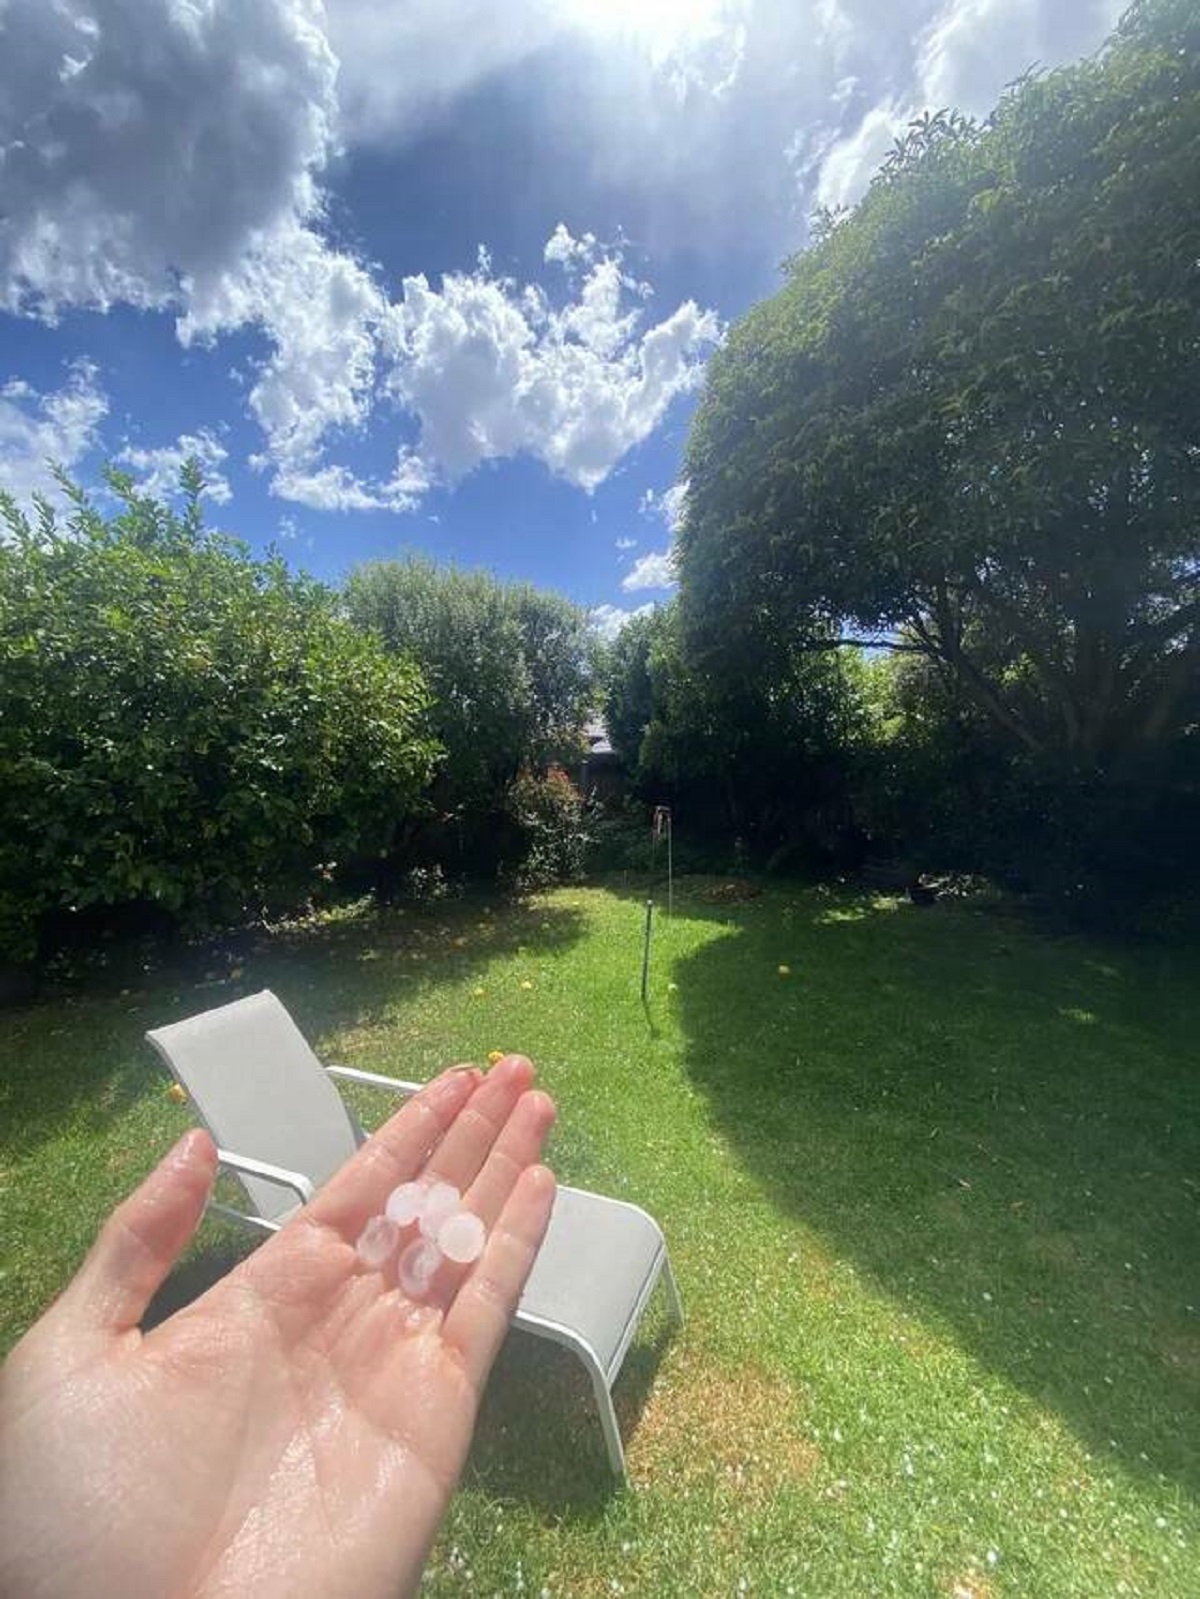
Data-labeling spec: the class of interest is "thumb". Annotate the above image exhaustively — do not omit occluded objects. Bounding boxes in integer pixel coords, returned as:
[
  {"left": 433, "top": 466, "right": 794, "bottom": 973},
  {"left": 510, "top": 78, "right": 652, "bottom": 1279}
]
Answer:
[{"left": 68, "top": 1129, "right": 218, "bottom": 1336}]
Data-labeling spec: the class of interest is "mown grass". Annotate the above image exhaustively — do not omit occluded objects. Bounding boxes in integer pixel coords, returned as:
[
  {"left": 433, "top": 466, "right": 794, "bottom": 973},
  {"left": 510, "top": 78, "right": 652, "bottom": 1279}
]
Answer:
[{"left": 2, "top": 879, "right": 1197, "bottom": 1595}]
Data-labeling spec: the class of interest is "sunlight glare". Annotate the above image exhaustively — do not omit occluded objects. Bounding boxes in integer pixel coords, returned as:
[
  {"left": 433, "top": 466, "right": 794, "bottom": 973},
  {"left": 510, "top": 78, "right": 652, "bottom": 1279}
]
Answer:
[{"left": 564, "top": 0, "right": 731, "bottom": 57}]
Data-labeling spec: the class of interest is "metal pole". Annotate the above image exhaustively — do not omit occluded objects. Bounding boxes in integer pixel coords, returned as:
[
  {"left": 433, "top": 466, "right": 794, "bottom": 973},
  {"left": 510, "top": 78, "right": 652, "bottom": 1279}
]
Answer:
[
  {"left": 667, "top": 811, "right": 673, "bottom": 919},
  {"left": 640, "top": 898, "right": 653, "bottom": 1003}
]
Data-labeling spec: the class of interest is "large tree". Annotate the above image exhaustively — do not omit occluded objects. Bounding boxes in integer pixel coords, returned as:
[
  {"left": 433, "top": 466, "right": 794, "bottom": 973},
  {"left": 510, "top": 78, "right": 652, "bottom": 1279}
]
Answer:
[
  {"left": 344, "top": 559, "right": 592, "bottom": 818},
  {"left": 681, "top": 0, "right": 1200, "bottom": 762}
]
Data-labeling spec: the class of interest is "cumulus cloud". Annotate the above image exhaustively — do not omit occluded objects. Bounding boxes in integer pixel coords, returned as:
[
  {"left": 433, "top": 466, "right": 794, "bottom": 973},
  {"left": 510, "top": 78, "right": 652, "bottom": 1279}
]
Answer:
[
  {"left": 622, "top": 549, "right": 677, "bottom": 592},
  {"left": 116, "top": 429, "right": 232, "bottom": 504},
  {"left": 180, "top": 221, "right": 387, "bottom": 498},
  {"left": 324, "top": 0, "right": 562, "bottom": 145},
  {"left": 589, "top": 601, "right": 656, "bottom": 642},
  {"left": 810, "top": 0, "right": 1124, "bottom": 209},
  {"left": 383, "top": 230, "right": 720, "bottom": 493},
  {"left": 0, "top": 0, "right": 721, "bottom": 514},
  {"left": 269, "top": 451, "right": 430, "bottom": 514},
  {"left": 1, "top": 0, "right": 1118, "bottom": 518},
  {"left": 640, "top": 480, "right": 689, "bottom": 533},
  {"left": 615, "top": 536, "right": 638, "bottom": 551},
  {"left": 0, "top": 0, "right": 336, "bottom": 318},
  {"left": 0, "top": 361, "right": 108, "bottom": 507}
]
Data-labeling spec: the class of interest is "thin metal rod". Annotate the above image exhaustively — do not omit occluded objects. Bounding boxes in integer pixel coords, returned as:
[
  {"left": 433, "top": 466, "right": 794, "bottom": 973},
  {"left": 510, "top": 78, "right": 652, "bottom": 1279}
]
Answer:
[
  {"left": 667, "top": 813, "right": 673, "bottom": 919},
  {"left": 640, "top": 898, "right": 653, "bottom": 1003}
]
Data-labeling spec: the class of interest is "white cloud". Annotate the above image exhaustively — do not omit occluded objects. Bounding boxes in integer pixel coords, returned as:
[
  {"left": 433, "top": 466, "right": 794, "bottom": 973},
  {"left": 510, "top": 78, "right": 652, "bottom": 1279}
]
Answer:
[
  {"left": 116, "top": 430, "right": 232, "bottom": 504},
  {"left": 0, "top": 361, "right": 108, "bottom": 508},
  {"left": 616, "top": 536, "right": 638, "bottom": 551},
  {"left": 383, "top": 236, "right": 721, "bottom": 493},
  {"left": 589, "top": 601, "right": 656, "bottom": 642},
  {"left": 179, "top": 221, "right": 389, "bottom": 502},
  {"left": 917, "top": 0, "right": 1125, "bottom": 120},
  {"left": 324, "top": 0, "right": 562, "bottom": 145},
  {"left": 0, "top": 1, "right": 720, "bottom": 514},
  {"left": 3, "top": 0, "right": 1119, "bottom": 519},
  {"left": 640, "top": 480, "right": 689, "bottom": 532},
  {"left": 544, "top": 222, "right": 601, "bottom": 270},
  {"left": 811, "top": 0, "right": 1124, "bottom": 210},
  {"left": 269, "top": 451, "right": 430, "bottom": 513},
  {"left": 622, "top": 549, "right": 677, "bottom": 592},
  {"left": 0, "top": 0, "right": 336, "bottom": 318},
  {"left": 815, "top": 100, "right": 904, "bottom": 210}
]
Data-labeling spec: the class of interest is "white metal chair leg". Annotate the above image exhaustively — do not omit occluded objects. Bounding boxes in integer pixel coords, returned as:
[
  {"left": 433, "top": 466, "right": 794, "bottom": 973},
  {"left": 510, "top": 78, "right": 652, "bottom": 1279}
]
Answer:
[
  {"left": 662, "top": 1255, "right": 685, "bottom": 1326},
  {"left": 586, "top": 1358, "right": 628, "bottom": 1482}
]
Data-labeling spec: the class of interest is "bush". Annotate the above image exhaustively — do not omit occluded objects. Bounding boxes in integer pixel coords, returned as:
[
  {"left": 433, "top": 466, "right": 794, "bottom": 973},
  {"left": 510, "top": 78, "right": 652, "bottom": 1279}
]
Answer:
[
  {"left": 0, "top": 470, "right": 438, "bottom": 963},
  {"left": 504, "top": 766, "right": 591, "bottom": 892},
  {"left": 344, "top": 559, "right": 593, "bottom": 874}
]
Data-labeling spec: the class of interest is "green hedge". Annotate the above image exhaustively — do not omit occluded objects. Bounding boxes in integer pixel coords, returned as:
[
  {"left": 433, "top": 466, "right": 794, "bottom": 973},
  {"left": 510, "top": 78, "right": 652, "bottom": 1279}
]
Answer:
[{"left": 0, "top": 471, "right": 438, "bottom": 962}]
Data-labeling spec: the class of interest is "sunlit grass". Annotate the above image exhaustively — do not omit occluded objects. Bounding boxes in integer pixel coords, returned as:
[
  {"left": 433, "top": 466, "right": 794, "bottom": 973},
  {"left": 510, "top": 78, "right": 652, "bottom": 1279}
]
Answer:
[{"left": 2, "top": 881, "right": 1197, "bottom": 1595}]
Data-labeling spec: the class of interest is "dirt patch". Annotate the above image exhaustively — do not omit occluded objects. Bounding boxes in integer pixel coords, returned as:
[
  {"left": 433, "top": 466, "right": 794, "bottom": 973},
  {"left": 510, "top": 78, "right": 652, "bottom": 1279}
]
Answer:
[
  {"left": 1028, "top": 1230, "right": 1084, "bottom": 1270},
  {"left": 698, "top": 881, "right": 764, "bottom": 904},
  {"left": 1159, "top": 1328, "right": 1200, "bottom": 1385},
  {"left": 626, "top": 1343, "right": 819, "bottom": 1503},
  {"left": 945, "top": 1575, "right": 996, "bottom": 1599}
]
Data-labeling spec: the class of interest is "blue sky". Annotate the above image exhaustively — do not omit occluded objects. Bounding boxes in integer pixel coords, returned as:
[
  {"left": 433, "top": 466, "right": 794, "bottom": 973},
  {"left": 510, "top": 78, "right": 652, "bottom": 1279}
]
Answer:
[{"left": 0, "top": 0, "right": 1123, "bottom": 636}]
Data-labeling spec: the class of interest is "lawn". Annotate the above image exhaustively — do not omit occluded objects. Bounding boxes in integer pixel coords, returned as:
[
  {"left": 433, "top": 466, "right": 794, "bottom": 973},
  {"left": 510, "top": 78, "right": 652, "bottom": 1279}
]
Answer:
[{"left": 2, "top": 879, "right": 1197, "bottom": 1596}]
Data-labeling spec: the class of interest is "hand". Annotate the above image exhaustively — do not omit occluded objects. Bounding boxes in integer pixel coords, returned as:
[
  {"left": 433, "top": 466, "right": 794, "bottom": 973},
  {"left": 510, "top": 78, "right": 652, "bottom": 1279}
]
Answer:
[{"left": 0, "top": 1056, "right": 556, "bottom": 1599}]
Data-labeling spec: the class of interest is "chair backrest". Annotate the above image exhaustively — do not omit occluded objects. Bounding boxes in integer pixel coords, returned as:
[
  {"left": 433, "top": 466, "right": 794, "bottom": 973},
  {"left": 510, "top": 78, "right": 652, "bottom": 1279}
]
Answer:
[{"left": 146, "top": 990, "right": 359, "bottom": 1223}]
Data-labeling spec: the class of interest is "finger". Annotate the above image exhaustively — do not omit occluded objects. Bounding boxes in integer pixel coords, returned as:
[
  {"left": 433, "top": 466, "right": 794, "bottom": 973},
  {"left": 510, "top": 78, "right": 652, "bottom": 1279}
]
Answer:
[
  {"left": 441, "top": 1163, "right": 556, "bottom": 1389},
  {"left": 461, "top": 1089, "right": 556, "bottom": 1230},
  {"left": 69, "top": 1129, "right": 217, "bottom": 1336},
  {"left": 421, "top": 1054, "right": 536, "bottom": 1196},
  {"left": 305, "top": 1064, "right": 481, "bottom": 1241},
  {"left": 423, "top": 1088, "right": 556, "bottom": 1311}
]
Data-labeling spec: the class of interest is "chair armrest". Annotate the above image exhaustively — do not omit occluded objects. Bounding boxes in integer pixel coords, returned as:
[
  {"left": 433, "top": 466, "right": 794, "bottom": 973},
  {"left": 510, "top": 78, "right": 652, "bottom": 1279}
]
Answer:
[
  {"left": 324, "top": 1064, "right": 422, "bottom": 1097},
  {"left": 216, "top": 1149, "right": 315, "bottom": 1204}
]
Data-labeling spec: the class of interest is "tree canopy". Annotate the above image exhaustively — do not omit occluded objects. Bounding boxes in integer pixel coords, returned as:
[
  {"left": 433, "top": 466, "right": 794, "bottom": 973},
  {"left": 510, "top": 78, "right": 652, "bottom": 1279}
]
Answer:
[
  {"left": 0, "top": 471, "right": 436, "bottom": 961},
  {"left": 681, "top": 0, "right": 1200, "bottom": 762},
  {"left": 344, "top": 559, "right": 592, "bottom": 819}
]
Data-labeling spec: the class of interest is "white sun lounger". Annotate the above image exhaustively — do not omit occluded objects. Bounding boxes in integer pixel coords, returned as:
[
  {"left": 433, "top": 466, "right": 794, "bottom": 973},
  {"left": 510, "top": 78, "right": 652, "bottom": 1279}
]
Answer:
[{"left": 146, "top": 989, "right": 682, "bottom": 1479}]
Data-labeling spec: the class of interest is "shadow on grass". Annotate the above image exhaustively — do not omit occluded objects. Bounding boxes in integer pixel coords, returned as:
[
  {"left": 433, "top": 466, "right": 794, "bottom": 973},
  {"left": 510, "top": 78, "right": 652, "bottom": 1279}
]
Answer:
[
  {"left": 630, "top": 877, "right": 1200, "bottom": 1497},
  {"left": 465, "top": 1319, "right": 672, "bottom": 1514},
  {"left": 0, "top": 895, "right": 586, "bottom": 1167}
]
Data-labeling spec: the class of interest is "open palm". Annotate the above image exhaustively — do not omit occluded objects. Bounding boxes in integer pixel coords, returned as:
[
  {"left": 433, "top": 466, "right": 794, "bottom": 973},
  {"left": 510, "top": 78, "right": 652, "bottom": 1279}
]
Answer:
[{"left": 0, "top": 1056, "right": 556, "bottom": 1599}]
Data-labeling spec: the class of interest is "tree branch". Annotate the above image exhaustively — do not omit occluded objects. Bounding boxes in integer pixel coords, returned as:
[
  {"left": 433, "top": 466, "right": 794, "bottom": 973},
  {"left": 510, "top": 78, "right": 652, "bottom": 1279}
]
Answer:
[{"left": 797, "top": 637, "right": 930, "bottom": 654}]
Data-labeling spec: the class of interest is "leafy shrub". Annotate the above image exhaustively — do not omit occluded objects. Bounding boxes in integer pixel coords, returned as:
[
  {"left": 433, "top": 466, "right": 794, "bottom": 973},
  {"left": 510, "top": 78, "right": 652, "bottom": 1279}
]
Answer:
[
  {"left": 344, "top": 559, "right": 593, "bottom": 873},
  {"left": 0, "top": 470, "right": 438, "bottom": 962},
  {"left": 586, "top": 808, "right": 655, "bottom": 874},
  {"left": 504, "top": 766, "right": 591, "bottom": 892}
]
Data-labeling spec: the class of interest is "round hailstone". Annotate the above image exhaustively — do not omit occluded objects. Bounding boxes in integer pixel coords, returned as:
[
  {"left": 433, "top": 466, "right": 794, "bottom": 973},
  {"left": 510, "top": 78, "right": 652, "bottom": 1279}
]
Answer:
[
  {"left": 385, "top": 1181, "right": 426, "bottom": 1228},
  {"left": 418, "top": 1180, "right": 462, "bottom": 1241},
  {"left": 437, "top": 1210, "right": 486, "bottom": 1265},
  {"left": 355, "top": 1214, "right": 400, "bottom": 1271},
  {"left": 397, "top": 1237, "right": 443, "bottom": 1299}
]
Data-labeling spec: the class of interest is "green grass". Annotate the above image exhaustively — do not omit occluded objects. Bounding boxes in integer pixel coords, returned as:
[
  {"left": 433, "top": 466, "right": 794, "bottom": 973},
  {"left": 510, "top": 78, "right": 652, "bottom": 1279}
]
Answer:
[{"left": 2, "top": 879, "right": 1198, "bottom": 1596}]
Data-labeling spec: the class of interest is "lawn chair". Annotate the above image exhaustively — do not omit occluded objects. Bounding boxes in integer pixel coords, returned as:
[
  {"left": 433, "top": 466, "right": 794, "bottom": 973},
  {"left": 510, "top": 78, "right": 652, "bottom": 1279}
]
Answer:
[{"left": 146, "top": 989, "right": 682, "bottom": 1480}]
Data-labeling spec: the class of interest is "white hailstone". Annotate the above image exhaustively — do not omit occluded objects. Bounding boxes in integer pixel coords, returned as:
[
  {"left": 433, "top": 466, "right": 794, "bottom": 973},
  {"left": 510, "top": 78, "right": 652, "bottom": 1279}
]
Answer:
[
  {"left": 398, "top": 1237, "right": 443, "bottom": 1299},
  {"left": 385, "top": 1181, "right": 426, "bottom": 1227},
  {"left": 438, "top": 1209, "right": 486, "bottom": 1264},
  {"left": 419, "top": 1180, "right": 462, "bottom": 1241},
  {"left": 355, "top": 1214, "right": 400, "bottom": 1270}
]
